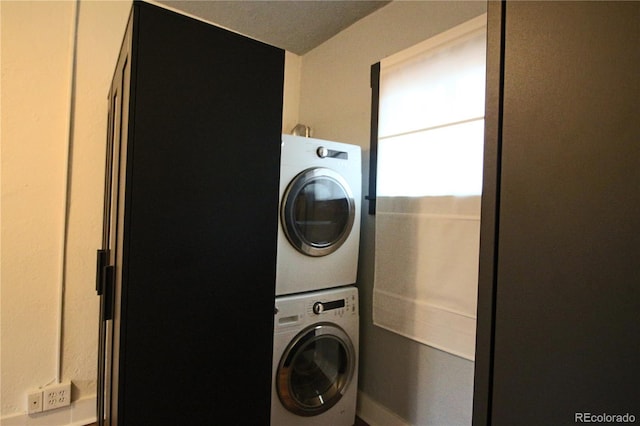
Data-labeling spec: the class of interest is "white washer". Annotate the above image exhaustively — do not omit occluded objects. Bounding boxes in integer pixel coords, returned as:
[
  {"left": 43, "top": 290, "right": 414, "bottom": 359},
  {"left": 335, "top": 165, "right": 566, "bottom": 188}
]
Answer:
[
  {"left": 272, "top": 286, "right": 359, "bottom": 426},
  {"left": 276, "top": 135, "right": 362, "bottom": 296}
]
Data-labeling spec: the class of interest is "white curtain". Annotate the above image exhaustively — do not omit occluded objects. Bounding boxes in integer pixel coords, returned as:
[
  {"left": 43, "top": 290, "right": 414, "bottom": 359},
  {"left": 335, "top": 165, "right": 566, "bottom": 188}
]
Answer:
[
  {"left": 372, "top": 15, "right": 486, "bottom": 361},
  {"left": 373, "top": 196, "right": 480, "bottom": 360}
]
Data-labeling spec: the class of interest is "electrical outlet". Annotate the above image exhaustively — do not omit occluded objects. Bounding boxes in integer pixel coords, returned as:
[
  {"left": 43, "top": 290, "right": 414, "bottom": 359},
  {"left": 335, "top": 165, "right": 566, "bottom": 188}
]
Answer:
[
  {"left": 42, "top": 382, "right": 71, "bottom": 411},
  {"left": 27, "top": 390, "right": 43, "bottom": 414}
]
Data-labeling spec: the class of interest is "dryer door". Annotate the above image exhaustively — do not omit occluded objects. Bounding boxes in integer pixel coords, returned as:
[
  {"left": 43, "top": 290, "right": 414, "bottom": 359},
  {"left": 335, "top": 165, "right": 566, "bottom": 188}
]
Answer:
[
  {"left": 281, "top": 168, "right": 355, "bottom": 257},
  {"left": 276, "top": 323, "right": 355, "bottom": 417}
]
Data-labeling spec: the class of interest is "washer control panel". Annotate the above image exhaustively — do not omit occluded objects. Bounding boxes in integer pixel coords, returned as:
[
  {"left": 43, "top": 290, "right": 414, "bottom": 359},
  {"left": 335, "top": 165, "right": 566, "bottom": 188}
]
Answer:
[
  {"left": 313, "top": 300, "right": 343, "bottom": 314},
  {"left": 309, "top": 292, "right": 357, "bottom": 317}
]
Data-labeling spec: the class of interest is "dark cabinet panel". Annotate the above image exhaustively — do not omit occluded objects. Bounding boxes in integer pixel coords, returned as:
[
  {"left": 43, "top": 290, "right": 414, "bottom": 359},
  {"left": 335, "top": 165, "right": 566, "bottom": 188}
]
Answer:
[
  {"left": 475, "top": 2, "right": 640, "bottom": 425},
  {"left": 97, "top": 2, "right": 284, "bottom": 425}
]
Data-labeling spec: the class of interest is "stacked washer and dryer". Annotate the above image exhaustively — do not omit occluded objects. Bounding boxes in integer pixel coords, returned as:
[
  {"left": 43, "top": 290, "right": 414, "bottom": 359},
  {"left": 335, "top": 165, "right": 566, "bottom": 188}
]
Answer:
[{"left": 272, "top": 134, "right": 361, "bottom": 426}]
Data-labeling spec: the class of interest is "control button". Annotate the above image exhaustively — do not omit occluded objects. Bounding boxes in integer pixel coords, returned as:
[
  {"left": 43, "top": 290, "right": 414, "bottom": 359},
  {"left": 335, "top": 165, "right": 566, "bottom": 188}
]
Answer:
[
  {"left": 313, "top": 302, "right": 324, "bottom": 315},
  {"left": 317, "top": 147, "right": 329, "bottom": 158}
]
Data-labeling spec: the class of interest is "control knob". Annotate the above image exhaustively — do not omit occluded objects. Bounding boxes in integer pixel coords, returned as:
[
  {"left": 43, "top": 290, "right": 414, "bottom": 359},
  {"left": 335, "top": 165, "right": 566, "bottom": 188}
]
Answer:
[{"left": 317, "top": 147, "right": 329, "bottom": 158}]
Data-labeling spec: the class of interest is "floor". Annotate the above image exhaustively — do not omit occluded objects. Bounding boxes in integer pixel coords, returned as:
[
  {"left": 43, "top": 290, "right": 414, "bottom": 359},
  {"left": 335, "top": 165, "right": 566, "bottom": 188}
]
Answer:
[
  {"left": 87, "top": 416, "right": 369, "bottom": 426},
  {"left": 355, "top": 415, "right": 370, "bottom": 426}
]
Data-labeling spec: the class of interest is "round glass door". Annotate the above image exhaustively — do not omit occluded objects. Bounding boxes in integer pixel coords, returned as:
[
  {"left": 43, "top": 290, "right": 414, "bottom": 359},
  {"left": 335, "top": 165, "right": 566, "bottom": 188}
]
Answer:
[
  {"left": 276, "top": 324, "right": 355, "bottom": 417},
  {"left": 281, "top": 168, "right": 355, "bottom": 257}
]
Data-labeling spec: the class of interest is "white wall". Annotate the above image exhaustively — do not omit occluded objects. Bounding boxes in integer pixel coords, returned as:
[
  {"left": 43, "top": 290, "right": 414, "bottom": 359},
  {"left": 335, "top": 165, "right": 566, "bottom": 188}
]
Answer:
[
  {"left": 1, "top": 1, "right": 299, "bottom": 423},
  {"left": 2, "top": 1, "right": 487, "bottom": 424},
  {"left": 297, "top": 2, "right": 486, "bottom": 425},
  {"left": 1, "top": 0, "right": 130, "bottom": 422},
  {"left": 1, "top": 0, "right": 77, "bottom": 417},
  {"left": 282, "top": 52, "right": 302, "bottom": 135}
]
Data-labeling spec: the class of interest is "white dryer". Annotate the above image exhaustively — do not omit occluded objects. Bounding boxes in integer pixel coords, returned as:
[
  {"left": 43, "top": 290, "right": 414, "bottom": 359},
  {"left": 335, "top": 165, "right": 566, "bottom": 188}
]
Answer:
[
  {"left": 276, "top": 135, "right": 362, "bottom": 296},
  {"left": 272, "top": 286, "right": 359, "bottom": 426}
]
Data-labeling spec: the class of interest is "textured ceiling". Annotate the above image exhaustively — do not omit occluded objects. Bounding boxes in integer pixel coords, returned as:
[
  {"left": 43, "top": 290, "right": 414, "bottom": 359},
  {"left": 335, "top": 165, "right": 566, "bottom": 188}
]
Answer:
[{"left": 158, "top": 1, "right": 390, "bottom": 55}]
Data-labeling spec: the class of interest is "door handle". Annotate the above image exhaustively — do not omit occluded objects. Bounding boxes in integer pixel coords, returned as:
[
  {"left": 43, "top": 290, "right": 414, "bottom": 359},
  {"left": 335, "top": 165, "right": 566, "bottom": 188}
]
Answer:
[
  {"left": 96, "top": 249, "right": 108, "bottom": 295},
  {"left": 103, "top": 265, "right": 115, "bottom": 321}
]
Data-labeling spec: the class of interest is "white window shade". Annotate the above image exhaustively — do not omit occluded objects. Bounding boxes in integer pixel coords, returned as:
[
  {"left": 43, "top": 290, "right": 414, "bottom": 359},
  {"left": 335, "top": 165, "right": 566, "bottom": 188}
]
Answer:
[
  {"left": 377, "top": 119, "right": 485, "bottom": 197},
  {"left": 372, "top": 14, "right": 487, "bottom": 361},
  {"left": 379, "top": 28, "right": 487, "bottom": 139}
]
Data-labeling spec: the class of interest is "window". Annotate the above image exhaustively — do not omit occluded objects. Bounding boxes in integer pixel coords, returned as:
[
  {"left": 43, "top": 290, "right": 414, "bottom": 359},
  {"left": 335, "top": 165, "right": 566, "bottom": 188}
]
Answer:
[
  {"left": 377, "top": 17, "right": 486, "bottom": 197},
  {"left": 371, "top": 15, "right": 487, "bottom": 361}
]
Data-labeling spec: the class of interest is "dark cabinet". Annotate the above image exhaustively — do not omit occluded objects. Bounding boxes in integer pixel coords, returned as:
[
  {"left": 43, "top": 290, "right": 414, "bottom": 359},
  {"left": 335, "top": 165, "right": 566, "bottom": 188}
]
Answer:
[
  {"left": 474, "top": 1, "right": 640, "bottom": 424},
  {"left": 96, "top": 2, "right": 284, "bottom": 424}
]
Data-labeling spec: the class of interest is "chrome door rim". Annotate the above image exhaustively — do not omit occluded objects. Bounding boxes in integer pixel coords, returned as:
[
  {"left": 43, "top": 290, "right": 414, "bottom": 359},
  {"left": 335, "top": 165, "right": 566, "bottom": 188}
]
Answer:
[
  {"left": 276, "top": 323, "right": 355, "bottom": 417},
  {"left": 281, "top": 167, "right": 356, "bottom": 257}
]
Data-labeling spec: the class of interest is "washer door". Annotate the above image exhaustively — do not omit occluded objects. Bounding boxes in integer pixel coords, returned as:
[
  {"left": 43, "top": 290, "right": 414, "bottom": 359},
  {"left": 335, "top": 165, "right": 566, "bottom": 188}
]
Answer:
[
  {"left": 281, "top": 168, "right": 355, "bottom": 257},
  {"left": 276, "top": 323, "right": 355, "bottom": 417}
]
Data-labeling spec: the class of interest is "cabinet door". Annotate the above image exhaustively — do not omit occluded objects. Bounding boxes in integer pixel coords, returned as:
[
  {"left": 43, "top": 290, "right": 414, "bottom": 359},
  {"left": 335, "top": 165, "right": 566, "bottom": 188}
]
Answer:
[
  {"left": 475, "top": 2, "right": 640, "bottom": 425},
  {"left": 97, "top": 14, "right": 133, "bottom": 426}
]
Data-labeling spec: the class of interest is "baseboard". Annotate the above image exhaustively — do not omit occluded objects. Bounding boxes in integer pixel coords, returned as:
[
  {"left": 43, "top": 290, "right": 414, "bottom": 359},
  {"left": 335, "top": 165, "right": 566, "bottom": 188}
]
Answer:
[
  {"left": 4, "top": 392, "right": 404, "bottom": 426},
  {"left": 1, "top": 395, "right": 96, "bottom": 426},
  {"left": 357, "top": 391, "right": 411, "bottom": 426}
]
